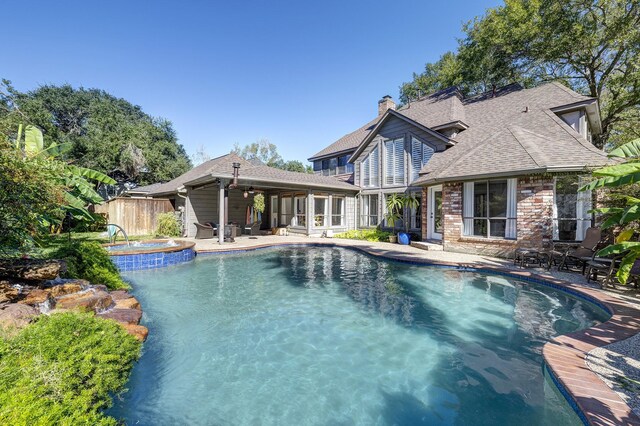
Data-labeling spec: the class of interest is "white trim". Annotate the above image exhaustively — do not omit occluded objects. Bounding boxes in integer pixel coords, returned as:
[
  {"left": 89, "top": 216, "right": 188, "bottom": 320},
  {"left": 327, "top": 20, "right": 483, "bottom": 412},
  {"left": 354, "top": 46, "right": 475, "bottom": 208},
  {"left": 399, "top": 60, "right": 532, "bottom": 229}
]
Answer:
[{"left": 427, "top": 185, "right": 443, "bottom": 240}]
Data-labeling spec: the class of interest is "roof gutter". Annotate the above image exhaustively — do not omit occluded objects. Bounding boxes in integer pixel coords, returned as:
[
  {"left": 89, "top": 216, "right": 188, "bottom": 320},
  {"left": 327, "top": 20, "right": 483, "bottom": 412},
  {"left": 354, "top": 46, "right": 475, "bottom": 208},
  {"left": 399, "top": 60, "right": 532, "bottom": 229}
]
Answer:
[{"left": 182, "top": 173, "right": 359, "bottom": 192}]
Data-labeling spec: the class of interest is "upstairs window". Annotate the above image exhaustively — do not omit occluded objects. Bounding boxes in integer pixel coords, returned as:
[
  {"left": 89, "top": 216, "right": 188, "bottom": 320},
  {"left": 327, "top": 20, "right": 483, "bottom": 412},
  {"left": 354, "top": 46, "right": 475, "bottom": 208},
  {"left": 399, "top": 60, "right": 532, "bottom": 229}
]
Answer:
[
  {"left": 384, "top": 138, "right": 405, "bottom": 185},
  {"left": 411, "top": 137, "right": 434, "bottom": 182},
  {"left": 362, "top": 146, "right": 379, "bottom": 187},
  {"left": 313, "top": 161, "right": 322, "bottom": 172}
]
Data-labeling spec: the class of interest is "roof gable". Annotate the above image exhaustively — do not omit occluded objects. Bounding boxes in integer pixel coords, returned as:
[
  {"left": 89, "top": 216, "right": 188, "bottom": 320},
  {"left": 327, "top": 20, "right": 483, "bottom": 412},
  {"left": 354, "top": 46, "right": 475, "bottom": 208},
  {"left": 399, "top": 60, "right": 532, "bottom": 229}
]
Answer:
[{"left": 348, "top": 109, "right": 453, "bottom": 162}]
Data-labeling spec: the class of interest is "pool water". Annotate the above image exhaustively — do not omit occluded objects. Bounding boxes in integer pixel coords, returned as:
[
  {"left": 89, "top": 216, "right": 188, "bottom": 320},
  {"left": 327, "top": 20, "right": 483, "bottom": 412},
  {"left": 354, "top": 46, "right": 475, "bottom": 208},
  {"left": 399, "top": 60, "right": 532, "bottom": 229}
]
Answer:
[{"left": 110, "top": 247, "right": 608, "bottom": 425}]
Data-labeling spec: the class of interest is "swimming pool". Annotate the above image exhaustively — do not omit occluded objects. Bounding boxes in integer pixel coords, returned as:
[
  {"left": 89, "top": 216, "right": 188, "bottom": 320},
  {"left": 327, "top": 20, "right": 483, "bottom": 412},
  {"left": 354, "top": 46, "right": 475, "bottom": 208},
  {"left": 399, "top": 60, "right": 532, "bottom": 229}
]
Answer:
[{"left": 110, "top": 246, "right": 608, "bottom": 425}]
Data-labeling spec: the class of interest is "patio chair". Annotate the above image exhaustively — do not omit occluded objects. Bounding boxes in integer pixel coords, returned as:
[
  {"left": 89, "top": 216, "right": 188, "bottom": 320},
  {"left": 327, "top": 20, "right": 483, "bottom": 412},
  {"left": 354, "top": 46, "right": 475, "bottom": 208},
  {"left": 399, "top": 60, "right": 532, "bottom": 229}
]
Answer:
[
  {"left": 194, "top": 222, "right": 216, "bottom": 239},
  {"left": 555, "top": 227, "right": 602, "bottom": 271},
  {"left": 243, "top": 221, "right": 262, "bottom": 236},
  {"left": 587, "top": 254, "right": 640, "bottom": 288}
]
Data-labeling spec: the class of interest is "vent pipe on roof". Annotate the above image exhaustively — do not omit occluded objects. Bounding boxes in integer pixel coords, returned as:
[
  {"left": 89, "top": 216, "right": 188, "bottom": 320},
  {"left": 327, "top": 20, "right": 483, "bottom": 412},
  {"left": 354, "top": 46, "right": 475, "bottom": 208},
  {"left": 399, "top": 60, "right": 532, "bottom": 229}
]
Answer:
[{"left": 378, "top": 95, "right": 396, "bottom": 115}]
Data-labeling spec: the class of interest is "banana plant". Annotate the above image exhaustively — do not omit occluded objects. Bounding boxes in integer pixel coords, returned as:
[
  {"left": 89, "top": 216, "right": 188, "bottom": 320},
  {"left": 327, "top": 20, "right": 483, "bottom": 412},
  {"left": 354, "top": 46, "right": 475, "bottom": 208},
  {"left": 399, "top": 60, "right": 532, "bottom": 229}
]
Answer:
[
  {"left": 581, "top": 138, "right": 640, "bottom": 284},
  {"left": 15, "top": 124, "right": 116, "bottom": 222}
]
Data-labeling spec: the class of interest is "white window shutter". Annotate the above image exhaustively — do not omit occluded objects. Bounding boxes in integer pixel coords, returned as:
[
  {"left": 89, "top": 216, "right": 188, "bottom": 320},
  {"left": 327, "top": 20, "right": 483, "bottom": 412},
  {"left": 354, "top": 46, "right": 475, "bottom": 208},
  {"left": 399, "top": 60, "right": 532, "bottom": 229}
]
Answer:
[
  {"left": 363, "top": 156, "right": 370, "bottom": 187},
  {"left": 506, "top": 178, "right": 517, "bottom": 239},
  {"left": 411, "top": 137, "right": 421, "bottom": 181},
  {"left": 395, "top": 138, "right": 404, "bottom": 185},
  {"left": 463, "top": 182, "right": 474, "bottom": 236},
  {"left": 371, "top": 146, "right": 379, "bottom": 187}
]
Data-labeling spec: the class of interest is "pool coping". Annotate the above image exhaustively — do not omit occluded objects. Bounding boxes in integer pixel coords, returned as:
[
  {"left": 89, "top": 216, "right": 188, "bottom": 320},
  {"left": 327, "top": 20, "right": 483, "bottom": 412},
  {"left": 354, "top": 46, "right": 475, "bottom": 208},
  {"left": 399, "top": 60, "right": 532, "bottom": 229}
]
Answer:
[
  {"left": 104, "top": 239, "right": 195, "bottom": 256},
  {"left": 197, "top": 240, "right": 640, "bottom": 426}
]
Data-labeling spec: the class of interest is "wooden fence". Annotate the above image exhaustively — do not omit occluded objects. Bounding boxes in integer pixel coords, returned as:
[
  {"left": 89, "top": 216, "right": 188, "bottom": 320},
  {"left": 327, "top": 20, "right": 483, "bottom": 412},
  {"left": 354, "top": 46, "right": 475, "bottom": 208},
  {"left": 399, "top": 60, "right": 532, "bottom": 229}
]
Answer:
[{"left": 95, "top": 198, "right": 174, "bottom": 236}]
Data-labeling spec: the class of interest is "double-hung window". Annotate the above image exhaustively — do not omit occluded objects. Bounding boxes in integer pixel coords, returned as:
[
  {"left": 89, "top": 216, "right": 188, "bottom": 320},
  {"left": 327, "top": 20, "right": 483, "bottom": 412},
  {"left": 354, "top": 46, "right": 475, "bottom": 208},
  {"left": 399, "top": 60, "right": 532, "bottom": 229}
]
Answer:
[
  {"left": 411, "top": 137, "right": 434, "bottom": 181},
  {"left": 331, "top": 196, "right": 345, "bottom": 227},
  {"left": 463, "top": 179, "right": 517, "bottom": 238},
  {"left": 553, "top": 176, "right": 592, "bottom": 241},
  {"left": 384, "top": 138, "right": 405, "bottom": 185},
  {"left": 360, "top": 194, "right": 378, "bottom": 227},
  {"left": 362, "top": 146, "right": 379, "bottom": 187}
]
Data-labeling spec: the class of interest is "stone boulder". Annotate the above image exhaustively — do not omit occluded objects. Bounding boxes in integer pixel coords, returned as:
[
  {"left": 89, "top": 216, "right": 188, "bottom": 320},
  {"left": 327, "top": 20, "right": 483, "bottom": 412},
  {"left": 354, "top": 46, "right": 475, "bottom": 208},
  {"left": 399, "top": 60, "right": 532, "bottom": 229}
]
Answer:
[
  {"left": 0, "top": 304, "right": 39, "bottom": 331},
  {"left": 122, "top": 323, "right": 149, "bottom": 341},
  {"left": 109, "top": 290, "right": 133, "bottom": 301},
  {"left": 97, "top": 308, "right": 142, "bottom": 325},
  {"left": 56, "top": 289, "right": 113, "bottom": 312},
  {"left": 0, "top": 259, "right": 65, "bottom": 281},
  {"left": 48, "top": 281, "right": 87, "bottom": 297},
  {"left": 18, "top": 288, "right": 54, "bottom": 306},
  {"left": 114, "top": 297, "right": 141, "bottom": 310},
  {"left": 0, "top": 281, "right": 20, "bottom": 304}
]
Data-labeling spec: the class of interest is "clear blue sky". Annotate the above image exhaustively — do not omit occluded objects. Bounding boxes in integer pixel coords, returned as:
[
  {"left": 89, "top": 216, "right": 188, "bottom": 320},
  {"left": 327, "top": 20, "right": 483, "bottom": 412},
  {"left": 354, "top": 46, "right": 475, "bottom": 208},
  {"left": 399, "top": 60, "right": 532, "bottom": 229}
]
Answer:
[{"left": 2, "top": 0, "right": 501, "bottom": 165}]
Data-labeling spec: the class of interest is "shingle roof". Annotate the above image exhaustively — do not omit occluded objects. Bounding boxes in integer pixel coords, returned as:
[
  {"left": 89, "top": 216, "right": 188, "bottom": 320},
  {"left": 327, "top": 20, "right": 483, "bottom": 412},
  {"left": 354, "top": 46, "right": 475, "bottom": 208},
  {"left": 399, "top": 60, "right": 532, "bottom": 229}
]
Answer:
[
  {"left": 311, "top": 81, "right": 609, "bottom": 183},
  {"left": 413, "top": 82, "right": 610, "bottom": 183},
  {"left": 148, "top": 153, "right": 357, "bottom": 195}
]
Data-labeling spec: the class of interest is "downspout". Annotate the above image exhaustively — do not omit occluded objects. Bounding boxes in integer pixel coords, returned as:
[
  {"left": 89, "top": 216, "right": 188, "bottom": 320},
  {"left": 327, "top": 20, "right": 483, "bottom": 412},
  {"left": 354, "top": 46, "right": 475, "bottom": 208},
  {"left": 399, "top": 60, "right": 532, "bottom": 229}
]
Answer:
[{"left": 218, "top": 179, "right": 225, "bottom": 245}]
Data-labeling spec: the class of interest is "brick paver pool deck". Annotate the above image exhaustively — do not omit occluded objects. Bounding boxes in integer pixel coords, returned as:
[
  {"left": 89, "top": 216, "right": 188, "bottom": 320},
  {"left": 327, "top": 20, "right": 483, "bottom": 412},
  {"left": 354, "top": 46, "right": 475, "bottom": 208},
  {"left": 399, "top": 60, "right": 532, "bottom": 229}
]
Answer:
[{"left": 187, "top": 235, "right": 640, "bottom": 425}]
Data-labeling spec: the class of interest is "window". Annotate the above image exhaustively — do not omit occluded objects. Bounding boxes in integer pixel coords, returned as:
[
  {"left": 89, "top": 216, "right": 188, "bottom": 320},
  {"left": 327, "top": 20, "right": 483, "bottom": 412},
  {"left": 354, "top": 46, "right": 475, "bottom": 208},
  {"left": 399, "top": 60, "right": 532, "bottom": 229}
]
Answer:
[
  {"left": 362, "top": 146, "right": 379, "bottom": 187},
  {"left": 294, "top": 196, "right": 306, "bottom": 227},
  {"left": 314, "top": 196, "right": 328, "bottom": 227},
  {"left": 463, "top": 179, "right": 517, "bottom": 238},
  {"left": 384, "top": 138, "right": 405, "bottom": 185},
  {"left": 280, "top": 196, "right": 293, "bottom": 226},
  {"left": 313, "top": 161, "right": 322, "bottom": 172},
  {"left": 314, "top": 155, "right": 354, "bottom": 175},
  {"left": 331, "top": 197, "right": 345, "bottom": 227},
  {"left": 411, "top": 137, "right": 434, "bottom": 181},
  {"left": 554, "top": 176, "right": 592, "bottom": 241},
  {"left": 337, "top": 155, "right": 353, "bottom": 174},
  {"left": 360, "top": 194, "right": 378, "bottom": 227}
]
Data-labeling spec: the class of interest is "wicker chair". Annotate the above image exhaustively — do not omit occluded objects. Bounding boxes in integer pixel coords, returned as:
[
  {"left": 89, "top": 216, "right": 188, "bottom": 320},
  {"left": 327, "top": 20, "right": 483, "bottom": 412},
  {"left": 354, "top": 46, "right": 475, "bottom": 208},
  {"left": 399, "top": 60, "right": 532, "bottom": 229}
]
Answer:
[
  {"left": 243, "top": 221, "right": 262, "bottom": 236},
  {"left": 194, "top": 222, "right": 216, "bottom": 239}
]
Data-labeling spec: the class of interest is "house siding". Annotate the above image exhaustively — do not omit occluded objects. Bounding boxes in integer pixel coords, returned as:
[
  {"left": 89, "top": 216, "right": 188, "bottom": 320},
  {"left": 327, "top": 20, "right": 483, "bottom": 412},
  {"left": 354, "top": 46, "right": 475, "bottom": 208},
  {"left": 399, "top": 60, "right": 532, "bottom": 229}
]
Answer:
[{"left": 439, "top": 176, "right": 555, "bottom": 258}]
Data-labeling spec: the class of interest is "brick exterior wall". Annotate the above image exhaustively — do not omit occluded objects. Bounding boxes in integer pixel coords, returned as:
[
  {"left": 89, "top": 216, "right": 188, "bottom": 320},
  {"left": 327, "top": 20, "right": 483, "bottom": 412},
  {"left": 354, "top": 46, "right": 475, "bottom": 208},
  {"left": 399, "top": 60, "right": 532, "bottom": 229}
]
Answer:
[{"left": 432, "top": 176, "right": 555, "bottom": 258}]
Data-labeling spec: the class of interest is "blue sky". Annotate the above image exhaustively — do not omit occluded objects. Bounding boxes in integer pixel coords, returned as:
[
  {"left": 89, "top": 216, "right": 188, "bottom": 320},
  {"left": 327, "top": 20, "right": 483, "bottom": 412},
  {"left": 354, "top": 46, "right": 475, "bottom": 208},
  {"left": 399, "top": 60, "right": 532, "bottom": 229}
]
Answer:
[{"left": 2, "top": 0, "right": 501, "bottom": 165}]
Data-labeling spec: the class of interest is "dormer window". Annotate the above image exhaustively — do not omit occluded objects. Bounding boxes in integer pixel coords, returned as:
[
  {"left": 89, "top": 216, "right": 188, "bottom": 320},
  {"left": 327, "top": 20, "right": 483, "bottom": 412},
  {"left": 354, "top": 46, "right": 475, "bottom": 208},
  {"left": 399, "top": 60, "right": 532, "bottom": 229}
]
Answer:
[{"left": 559, "top": 109, "right": 593, "bottom": 143}]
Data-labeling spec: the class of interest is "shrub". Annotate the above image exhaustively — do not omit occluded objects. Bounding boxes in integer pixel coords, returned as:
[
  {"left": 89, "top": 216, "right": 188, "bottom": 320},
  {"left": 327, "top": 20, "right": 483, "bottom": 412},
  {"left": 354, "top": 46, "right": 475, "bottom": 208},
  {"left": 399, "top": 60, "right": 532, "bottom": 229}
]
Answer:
[
  {"left": 52, "top": 241, "right": 128, "bottom": 290},
  {"left": 334, "top": 229, "right": 392, "bottom": 242},
  {"left": 0, "top": 312, "right": 141, "bottom": 425},
  {"left": 155, "top": 212, "right": 181, "bottom": 237}
]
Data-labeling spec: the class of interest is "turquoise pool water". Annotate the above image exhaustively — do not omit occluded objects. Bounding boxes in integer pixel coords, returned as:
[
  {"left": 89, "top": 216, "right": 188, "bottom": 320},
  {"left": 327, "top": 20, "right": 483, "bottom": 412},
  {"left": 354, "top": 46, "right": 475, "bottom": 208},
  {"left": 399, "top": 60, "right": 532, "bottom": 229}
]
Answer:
[{"left": 111, "top": 247, "right": 608, "bottom": 425}]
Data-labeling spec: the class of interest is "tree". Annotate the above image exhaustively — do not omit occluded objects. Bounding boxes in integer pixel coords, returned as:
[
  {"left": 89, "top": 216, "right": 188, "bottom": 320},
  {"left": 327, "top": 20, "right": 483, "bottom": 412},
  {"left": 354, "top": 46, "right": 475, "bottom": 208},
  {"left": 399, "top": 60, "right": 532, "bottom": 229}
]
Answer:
[
  {"left": 399, "top": 52, "right": 465, "bottom": 103},
  {"left": 232, "top": 139, "right": 313, "bottom": 173},
  {"left": 232, "top": 138, "right": 283, "bottom": 167},
  {"left": 0, "top": 80, "right": 192, "bottom": 185},
  {"left": 581, "top": 138, "right": 640, "bottom": 285},
  {"left": 400, "top": 0, "right": 640, "bottom": 148}
]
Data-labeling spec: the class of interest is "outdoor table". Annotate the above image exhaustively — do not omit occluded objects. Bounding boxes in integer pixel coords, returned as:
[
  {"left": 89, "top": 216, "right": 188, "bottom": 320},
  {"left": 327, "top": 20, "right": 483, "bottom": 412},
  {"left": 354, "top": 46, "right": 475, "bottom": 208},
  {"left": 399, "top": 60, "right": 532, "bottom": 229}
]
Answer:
[{"left": 514, "top": 248, "right": 543, "bottom": 268}]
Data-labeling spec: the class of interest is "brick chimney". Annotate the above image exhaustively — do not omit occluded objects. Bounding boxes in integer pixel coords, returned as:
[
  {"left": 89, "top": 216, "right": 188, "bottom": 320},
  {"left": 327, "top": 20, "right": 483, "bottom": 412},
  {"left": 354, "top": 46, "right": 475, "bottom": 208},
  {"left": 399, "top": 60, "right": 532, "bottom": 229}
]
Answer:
[{"left": 378, "top": 95, "right": 396, "bottom": 115}]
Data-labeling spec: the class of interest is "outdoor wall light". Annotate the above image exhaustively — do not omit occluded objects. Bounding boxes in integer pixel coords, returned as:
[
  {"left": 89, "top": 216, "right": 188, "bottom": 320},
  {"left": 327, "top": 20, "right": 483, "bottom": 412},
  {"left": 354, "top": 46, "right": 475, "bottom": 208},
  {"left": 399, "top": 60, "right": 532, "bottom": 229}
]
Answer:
[
  {"left": 243, "top": 190, "right": 248, "bottom": 198},
  {"left": 248, "top": 186, "right": 254, "bottom": 194}
]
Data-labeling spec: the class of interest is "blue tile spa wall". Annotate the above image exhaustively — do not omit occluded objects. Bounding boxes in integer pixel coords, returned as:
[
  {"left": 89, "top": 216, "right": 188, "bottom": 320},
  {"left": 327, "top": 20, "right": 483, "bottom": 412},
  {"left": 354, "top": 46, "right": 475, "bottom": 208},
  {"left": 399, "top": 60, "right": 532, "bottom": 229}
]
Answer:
[{"left": 110, "top": 247, "right": 196, "bottom": 272}]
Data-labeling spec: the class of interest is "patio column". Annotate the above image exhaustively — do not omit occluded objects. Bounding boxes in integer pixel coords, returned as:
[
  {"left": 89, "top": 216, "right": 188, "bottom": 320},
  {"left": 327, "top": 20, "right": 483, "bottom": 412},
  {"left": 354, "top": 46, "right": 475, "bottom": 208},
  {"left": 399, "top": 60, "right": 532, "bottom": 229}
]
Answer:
[
  {"left": 306, "top": 190, "right": 313, "bottom": 235},
  {"left": 218, "top": 179, "right": 225, "bottom": 245}
]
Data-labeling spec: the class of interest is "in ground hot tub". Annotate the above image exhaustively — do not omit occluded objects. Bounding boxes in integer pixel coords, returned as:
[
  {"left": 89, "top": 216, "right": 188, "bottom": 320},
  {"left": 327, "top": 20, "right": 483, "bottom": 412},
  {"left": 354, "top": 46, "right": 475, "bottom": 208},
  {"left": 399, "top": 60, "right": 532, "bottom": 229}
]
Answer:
[{"left": 104, "top": 239, "right": 196, "bottom": 271}]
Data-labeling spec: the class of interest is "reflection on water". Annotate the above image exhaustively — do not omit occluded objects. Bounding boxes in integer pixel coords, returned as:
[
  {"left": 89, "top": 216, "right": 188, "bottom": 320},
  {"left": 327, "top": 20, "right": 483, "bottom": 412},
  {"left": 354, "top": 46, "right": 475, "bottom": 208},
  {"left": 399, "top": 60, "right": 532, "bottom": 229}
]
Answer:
[{"left": 110, "top": 247, "right": 608, "bottom": 426}]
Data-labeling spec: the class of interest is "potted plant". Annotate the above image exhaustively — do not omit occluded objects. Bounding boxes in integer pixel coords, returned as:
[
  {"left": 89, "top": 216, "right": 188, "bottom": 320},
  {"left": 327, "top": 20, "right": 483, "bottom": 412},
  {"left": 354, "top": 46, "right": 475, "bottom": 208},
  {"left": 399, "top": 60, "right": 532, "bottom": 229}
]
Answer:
[
  {"left": 384, "top": 193, "right": 404, "bottom": 243},
  {"left": 398, "top": 194, "right": 419, "bottom": 245}
]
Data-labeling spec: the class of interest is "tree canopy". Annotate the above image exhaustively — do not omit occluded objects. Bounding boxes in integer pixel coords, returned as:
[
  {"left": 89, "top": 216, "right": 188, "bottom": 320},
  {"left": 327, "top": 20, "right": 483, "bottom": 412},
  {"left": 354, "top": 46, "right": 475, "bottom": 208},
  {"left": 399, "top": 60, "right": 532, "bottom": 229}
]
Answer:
[
  {"left": 232, "top": 139, "right": 313, "bottom": 173},
  {"left": 400, "top": 0, "right": 640, "bottom": 148},
  {"left": 0, "top": 80, "right": 191, "bottom": 185}
]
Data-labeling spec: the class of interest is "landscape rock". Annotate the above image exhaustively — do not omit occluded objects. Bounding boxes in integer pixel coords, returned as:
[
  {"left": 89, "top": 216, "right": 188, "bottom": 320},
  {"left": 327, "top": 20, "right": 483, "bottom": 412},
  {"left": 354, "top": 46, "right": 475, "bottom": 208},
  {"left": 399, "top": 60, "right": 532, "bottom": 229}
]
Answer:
[
  {"left": 49, "top": 282, "right": 86, "bottom": 297},
  {"left": 0, "top": 281, "right": 20, "bottom": 303},
  {"left": 0, "top": 304, "right": 39, "bottom": 330},
  {"left": 0, "top": 259, "right": 65, "bottom": 281},
  {"left": 18, "top": 289, "right": 53, "bottom": 306},
  {"left": 97, "top": 308, "right": 142, "bottom": 325},
  {"left": 122, "top": 323, "right": 149, "bottom": 341},
  {"left": 56, "top": 290, "right": 113, "bottom": 312},
  {"left": 109, "top": 290, "right": 133, "bottom": 301},
  {"left": 114, "top": 297, "right": 141, "bottom": 310}
]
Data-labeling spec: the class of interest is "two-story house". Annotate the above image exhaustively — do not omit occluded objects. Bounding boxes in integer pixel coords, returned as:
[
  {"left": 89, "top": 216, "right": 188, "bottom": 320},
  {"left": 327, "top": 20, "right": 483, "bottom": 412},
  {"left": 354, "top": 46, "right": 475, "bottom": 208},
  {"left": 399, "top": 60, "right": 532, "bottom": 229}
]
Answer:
[{"left": 309, "top": 82, "right": 610, "bottom": 256}]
